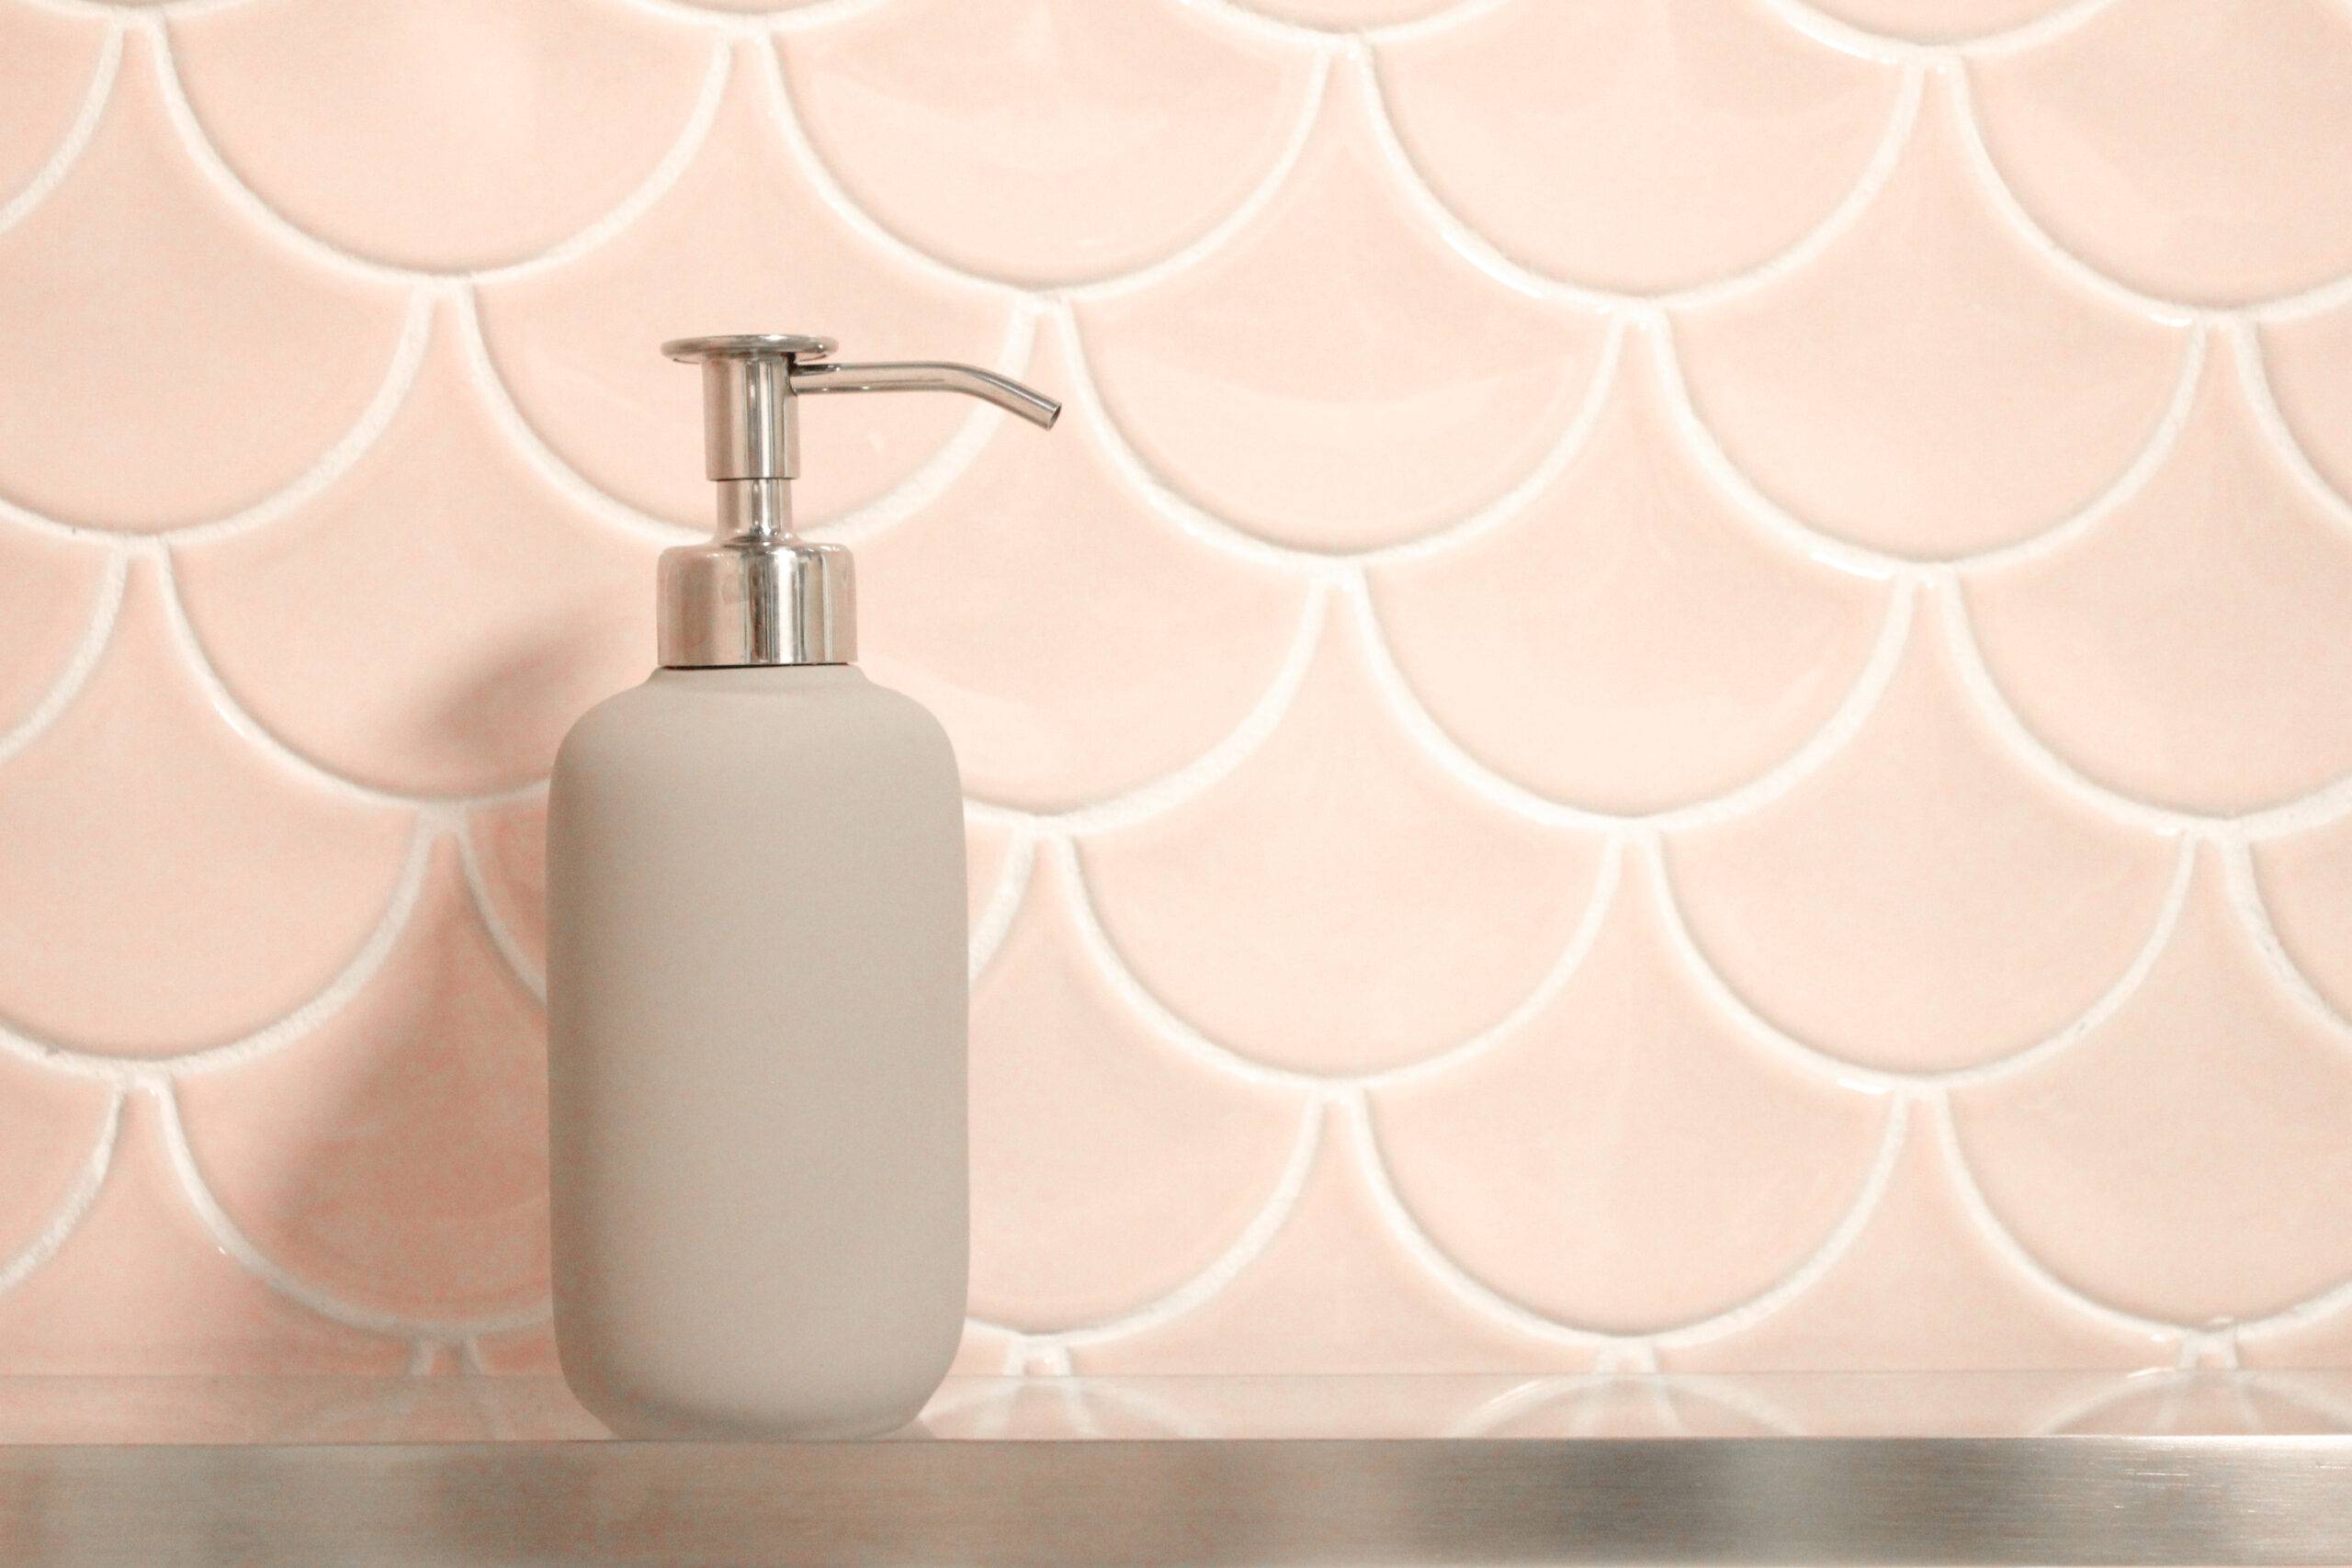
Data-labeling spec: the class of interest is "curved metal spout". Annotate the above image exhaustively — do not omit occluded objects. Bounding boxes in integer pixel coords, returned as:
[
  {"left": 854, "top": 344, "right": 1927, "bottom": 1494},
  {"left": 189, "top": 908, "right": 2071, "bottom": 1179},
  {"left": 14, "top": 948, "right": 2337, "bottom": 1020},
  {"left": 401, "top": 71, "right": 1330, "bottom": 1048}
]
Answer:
[
  {"left": 657, "top": 334, "right": 1057, "bottom": 668},
  {"left": 790, "top": 361, "right": 1060, "bottom": 429}
]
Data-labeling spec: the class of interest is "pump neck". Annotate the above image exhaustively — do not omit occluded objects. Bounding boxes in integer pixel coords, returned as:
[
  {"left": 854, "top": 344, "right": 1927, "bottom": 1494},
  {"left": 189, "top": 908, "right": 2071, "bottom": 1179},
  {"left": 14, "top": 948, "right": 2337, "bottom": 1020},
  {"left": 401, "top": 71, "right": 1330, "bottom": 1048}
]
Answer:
[{"left": 655, "top": 335, "right": 1057, "bottom": 670}]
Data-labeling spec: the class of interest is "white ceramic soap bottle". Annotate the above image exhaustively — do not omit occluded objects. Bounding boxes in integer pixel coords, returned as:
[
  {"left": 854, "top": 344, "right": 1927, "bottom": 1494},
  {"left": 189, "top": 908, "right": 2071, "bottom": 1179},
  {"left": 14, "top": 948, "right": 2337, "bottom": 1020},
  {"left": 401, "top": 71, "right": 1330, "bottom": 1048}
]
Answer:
[{"left": 547, "top": 334, "right": 1057, "bottom": 1438}]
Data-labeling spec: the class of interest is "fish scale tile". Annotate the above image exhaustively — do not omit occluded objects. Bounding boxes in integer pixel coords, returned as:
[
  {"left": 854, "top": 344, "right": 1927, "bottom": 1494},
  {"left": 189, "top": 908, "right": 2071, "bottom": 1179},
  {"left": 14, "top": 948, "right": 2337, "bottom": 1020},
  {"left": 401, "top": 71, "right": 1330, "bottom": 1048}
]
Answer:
[
  {"left": 779, "top": 0, "right": 1314, "bottom": 287},
  {"left": 0, "top": 6, "right": 108, "bottom": 208},
  {"left": 0, "top": 0, "right": 2346, "bottom": 1377},
  {"left": 0, "top": 29, "right": 410, "bottom": 533},
  {"left": 1373, "top": 0, "right": 1901, "bottom": 296},
  {"left": 168, "top": 0, "right": 717, "bottom": 275}
]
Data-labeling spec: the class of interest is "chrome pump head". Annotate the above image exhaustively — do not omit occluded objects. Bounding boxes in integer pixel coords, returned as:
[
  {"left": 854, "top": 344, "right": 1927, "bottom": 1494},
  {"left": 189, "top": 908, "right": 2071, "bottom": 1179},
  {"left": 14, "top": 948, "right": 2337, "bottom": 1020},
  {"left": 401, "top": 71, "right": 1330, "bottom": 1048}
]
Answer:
[{"left": 658, "top": 335, "right": 1060, "bottom": 669}]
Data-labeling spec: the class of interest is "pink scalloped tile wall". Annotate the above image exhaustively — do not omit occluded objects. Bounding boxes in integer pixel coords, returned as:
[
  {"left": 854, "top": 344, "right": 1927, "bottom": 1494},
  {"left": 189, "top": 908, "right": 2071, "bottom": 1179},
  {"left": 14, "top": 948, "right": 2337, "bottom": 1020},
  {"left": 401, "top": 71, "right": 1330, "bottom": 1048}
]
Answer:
[{"left": 1, "top": 0, "right": 2350, "bottom": 1381}]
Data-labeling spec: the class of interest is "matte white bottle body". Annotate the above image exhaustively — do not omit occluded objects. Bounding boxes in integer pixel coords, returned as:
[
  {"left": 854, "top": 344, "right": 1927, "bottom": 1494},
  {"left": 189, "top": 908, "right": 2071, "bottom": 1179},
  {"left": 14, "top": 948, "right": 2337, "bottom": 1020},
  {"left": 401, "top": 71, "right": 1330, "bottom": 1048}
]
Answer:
[{"left": 547, "top": 664, "right": 967, "bottom": 1438}]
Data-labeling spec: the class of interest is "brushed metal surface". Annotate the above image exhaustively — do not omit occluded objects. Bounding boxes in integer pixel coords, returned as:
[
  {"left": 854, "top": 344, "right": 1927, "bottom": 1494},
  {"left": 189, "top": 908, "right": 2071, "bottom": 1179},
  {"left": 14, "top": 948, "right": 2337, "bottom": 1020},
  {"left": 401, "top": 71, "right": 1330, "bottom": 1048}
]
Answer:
[{"left": 5, "top": 1436, "right": 2349, "bottom": 1567}]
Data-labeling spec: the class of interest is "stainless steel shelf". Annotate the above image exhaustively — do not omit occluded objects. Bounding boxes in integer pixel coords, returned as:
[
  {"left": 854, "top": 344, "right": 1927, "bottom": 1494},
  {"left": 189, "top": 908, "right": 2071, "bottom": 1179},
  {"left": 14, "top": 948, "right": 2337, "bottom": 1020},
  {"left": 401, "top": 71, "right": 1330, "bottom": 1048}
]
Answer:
[{"left": 5, "top": 1372, "right": 2349, "bottom": 1566}]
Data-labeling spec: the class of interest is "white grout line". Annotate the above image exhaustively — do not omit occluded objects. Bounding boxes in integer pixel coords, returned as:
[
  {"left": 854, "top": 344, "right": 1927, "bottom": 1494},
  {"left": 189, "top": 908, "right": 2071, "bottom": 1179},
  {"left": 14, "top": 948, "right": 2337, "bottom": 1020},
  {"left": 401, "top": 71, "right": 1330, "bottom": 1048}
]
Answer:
[
  {"left": 1919, "top": 0, "right": 2124, "bottom": 57},
  {"left": 0, "top": 547, "right": 128, "bottom": 767},
  {"left": 1340, "top": 1089, "right": 1913, "bottom": 1353},
  {"left": 454, "top": 815, "right": 547, "bottom": 1006},
  {"left": 1661, "top": 66, "right": 1926, "bottom": 313},
  {"left": 1755, "top": 0, "right": 2121, "bottom": 60},
  {"left": 2227, "top": 318, "right": 2352, "bottom": 544},
  {"left": 1925, "top": 1094, "right": 2199, "bottom": 1345},
  {"left": 2256, "top": 265, "right": 2352, "bottom": 324},
  {"left": 0, "top": 23, "right": 120, "bottom": 237},
  {"left": 2237, "top": 1271, "right": 2352, "bottom": 1350},
  {"left": 2218, "top": 839, "right": 2352, "bottom": 1056},
  {"left": 150, "top": 544, "right": 550, "bottom": 813},
  {"left": 1645, "top": 1094, "right": 1912, "bottom": 1351},
  {"left": 599, "top": 0, "right": 901, "bottom": 31},
  {"left": 965, "top": 829, "right": 1037, "bottom": 986},
  {"left": 1048, "top": 839, "right": 1323, "bottom": 1093},
  {"left": 969, "top": 1099, "right": 1326, "bottom": 1351},
  {"left": 157, "top": 291, "right": 433, "bottom": 544},
  {"left": 1053, "top": 302, "right": 1630, "bottom": 574},
  {"left": 2027, "top": 1368, "right": 2195, "bottom": 1437},
  {"left": 1446, "top": 1374, "right": 1610, "bottom": 1437},
  {"left": 1353, "top": 321, "right": 1627, "bottom": 568},
  {"left": 1357, "top": 840, "right": 1623, "bottom": 1090},
  {"left": 964, "top": 584, "right": 1329, "bottom": 837},
  {"left": 1347, "top": 1082, "right": 1613, "bottom": 1349},
  {"left": 1936, "top": 59, "right": 2204, "bottom": 326},
  {"left": 1051, "top": 829, "right": 1623, "bottom": 1095},
  {"left": 0, "top": 289, "right": 429, "bottom": 547},
  {"left": 1653, "top": 311, "right": 2211, "bottom": 581},
  {"left": 139, "top": 18, "right": 409, "bottom": 287},
  {"left": 1044, "top": 309, "right": 1340, "bottom": 576},
  {"left": 0, "top": 818, "right": 434, "bottom": 1083},
  {"left": 1358, "top": 43, "right": 1925, "bottom": 315},
  {"left": 447, "top": 286, "right": 701, "bottom": 547},
  {"left": 1313, "top": 48, "right": 1565, "bottom": 309},
  {"left": 469, "top": 41, "right": 733, "bottom": 288},
  {"left": 1049, "top": 1100, "right": 1324, "bottom": 1348},
  {"left": 1643, "top": 829, "right": 2195, "bottom": 1094},
  {"left": 1930, "top": 572, "right": 2206, "bottom": 836},
  {"left": 1943, "top": 1089, "right": 2352, "bottom": 1353},
  {"left": 751, "top": 35, "right": 1022, "bottom": 300},
  {"left": 144, "top": 21, "right": 731, "bottom": 288},
  {"left": 1346, "top": 570, "right": 1915, "bottom": 833},
  {"left": 1932, "top": 572, "right": 2352, "bottom": 840},
  {"left": 1642, "top": 318, "right": 1905, "bottom": 579},
  {"left": 1951, "top": 325, "right": 2209, "bottom": 572},
  {"left": 151, "top": 1077, "right": 554, "bottom": 1341},
  {"left": 1630, "top": 581, "right": 1916, "bottom": 833},
  {"left": 0, "top": 1089, "right": 121, "bottom": 1297},
  {"left": 1182, "top": 0, "right": 1517, "bottom": 51},
  {"left": 1057, "top": 55, "right": 1331, "bottom": 304}
]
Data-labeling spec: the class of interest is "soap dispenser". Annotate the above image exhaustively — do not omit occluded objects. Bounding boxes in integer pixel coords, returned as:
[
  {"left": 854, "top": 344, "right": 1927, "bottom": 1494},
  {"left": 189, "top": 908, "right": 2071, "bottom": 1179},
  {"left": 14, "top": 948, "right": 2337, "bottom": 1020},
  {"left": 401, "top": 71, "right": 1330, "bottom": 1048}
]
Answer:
[{"left": 547, "top": 335, "right": 1057, "bottom": 1439}]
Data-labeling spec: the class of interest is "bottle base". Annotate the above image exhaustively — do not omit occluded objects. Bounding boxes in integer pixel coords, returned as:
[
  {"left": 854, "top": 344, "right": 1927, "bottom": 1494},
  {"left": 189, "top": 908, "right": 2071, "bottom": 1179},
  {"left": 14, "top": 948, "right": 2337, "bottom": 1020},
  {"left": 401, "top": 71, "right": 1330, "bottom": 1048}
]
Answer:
[{"left": 560, "top": 1357, "right": 937, "bottom": 1441}]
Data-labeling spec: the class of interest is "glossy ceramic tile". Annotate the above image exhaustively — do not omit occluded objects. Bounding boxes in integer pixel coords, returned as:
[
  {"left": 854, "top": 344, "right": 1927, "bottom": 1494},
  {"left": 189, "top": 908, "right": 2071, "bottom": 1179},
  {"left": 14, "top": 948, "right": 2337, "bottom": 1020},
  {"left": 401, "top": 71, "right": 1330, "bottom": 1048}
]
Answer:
[
  {"left": 1963, "top": 336, "right": 2352, "bottom": 815},
  {"left": 780, "top": 0, "right": 1313, "bottom": 287},
  {"left": 1075, "top": 66, "right": 1606, "bottom": 552},
  {"left": 170, "top": 0, "right": 715, "bottom": 274},
  {"left": 1951, "top": 849, "right": 2352, "bottom": 1329},
  {"left": 1375, "top": 0, "right": 1900, "bottom": 295},
  {"left": 966, "top": 859, "right": 1304, "bottom": 1330},
  {"left": 173, "top": 841, "right": 549, "bottom": 1324},
  {"left": 1664, "top": 595, "right": 2178, "bottom": 1074},
  {"left": 1, "top": 0, "right": 2348, "bottom": 1380},
  {"left": 1367, "top": 863, "right": 1889, "bottom": 1334},
  {"left": 471, "top": 47, "right": 1013, "bottom": 533},
  {"left": 0, "top": 7, "right": 107, "bottom": 209},
  {"left": 1367, "top": 333, "right": 1887, "bottom": 814},
  {"left": 0, "top": 1095, "right": 405, "bottom": 1373},
  {"left": 1077, "top": 615, "right": 1603, "bottom": 1077},
  {"left": 857, "top": 323, "right": 1306, "bottom": 811},
  {"left": 0, "top": 32, "right": 409, "bottom": 533},
  {"left": 173, "top": 305, "right": 660, "bottom": 798},
  {"left": 1968, "top": 0, "right": 2352, "bottom": 306},
  {"left": 0, "top": 558, "right": 415, "bottom": 1055},
  {"left": 1669, "top": 72, "right": 2186, "bottom": 559}
]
